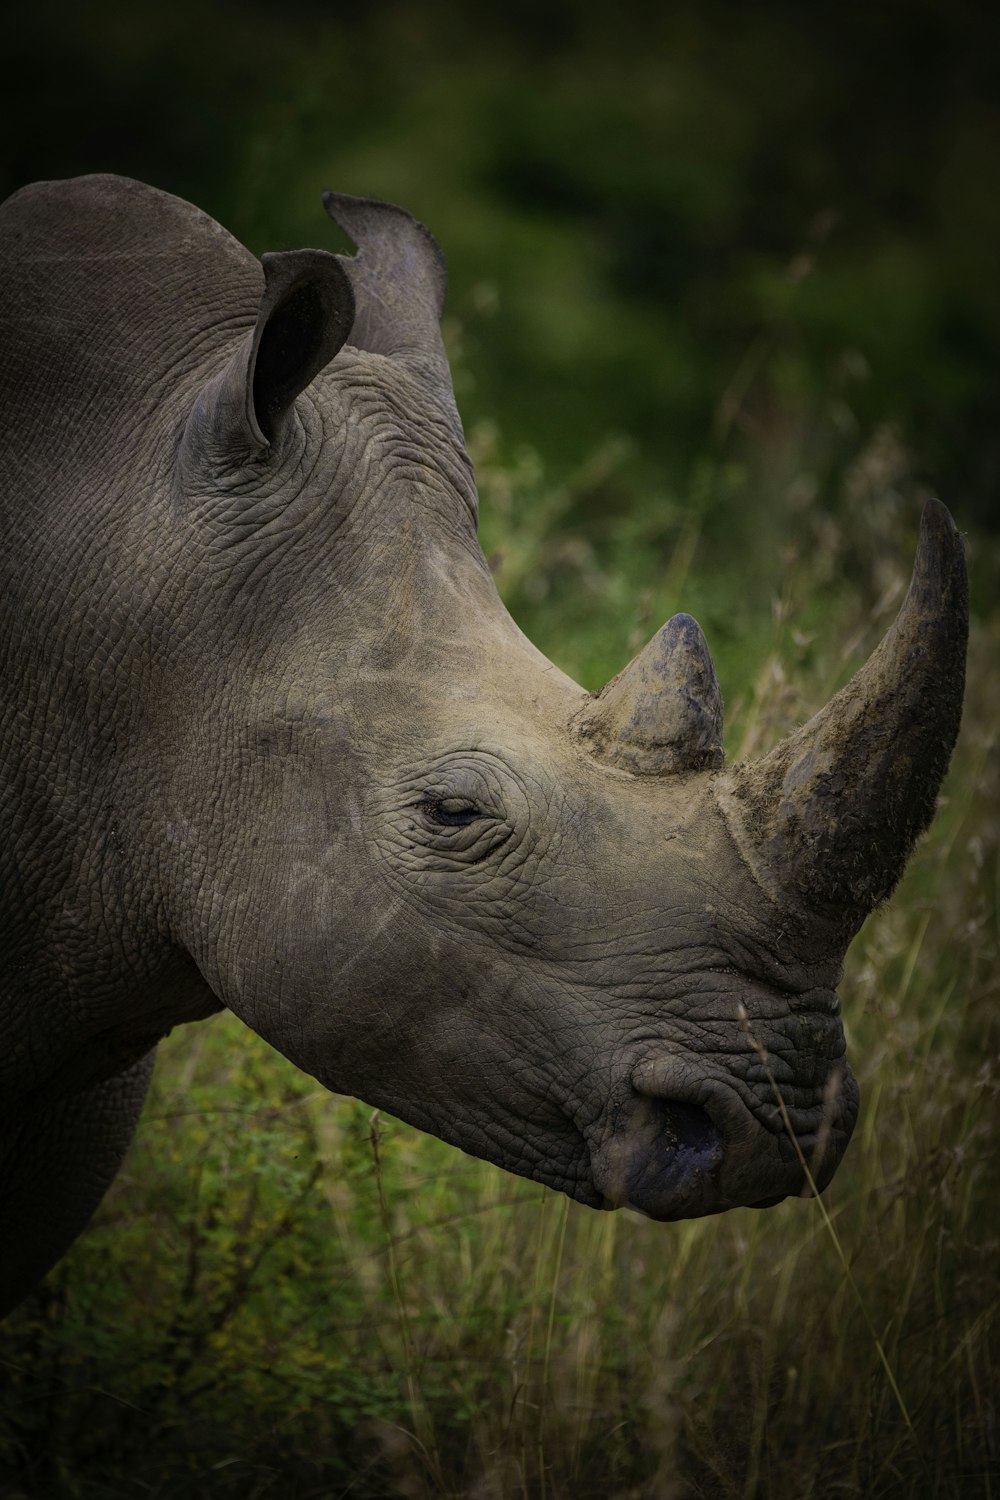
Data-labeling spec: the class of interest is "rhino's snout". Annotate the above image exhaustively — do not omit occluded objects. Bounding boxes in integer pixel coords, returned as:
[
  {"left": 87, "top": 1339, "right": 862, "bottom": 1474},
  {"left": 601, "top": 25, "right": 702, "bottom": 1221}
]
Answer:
[{"left": 591, "top": 1055, "right": 857, "bottom": 1221}]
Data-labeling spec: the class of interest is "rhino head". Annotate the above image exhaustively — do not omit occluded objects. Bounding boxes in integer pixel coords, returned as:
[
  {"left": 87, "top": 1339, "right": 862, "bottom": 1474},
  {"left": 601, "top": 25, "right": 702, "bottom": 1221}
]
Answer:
[{"left": 1, "top": 176, "right": 967, "bottom": 1225}]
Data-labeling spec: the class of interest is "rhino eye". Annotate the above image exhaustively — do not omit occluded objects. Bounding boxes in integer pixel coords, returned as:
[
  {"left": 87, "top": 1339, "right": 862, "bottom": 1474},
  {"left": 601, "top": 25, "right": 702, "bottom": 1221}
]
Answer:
[{"left": 421, "top": 795, "right": 484, "bottom": 829}]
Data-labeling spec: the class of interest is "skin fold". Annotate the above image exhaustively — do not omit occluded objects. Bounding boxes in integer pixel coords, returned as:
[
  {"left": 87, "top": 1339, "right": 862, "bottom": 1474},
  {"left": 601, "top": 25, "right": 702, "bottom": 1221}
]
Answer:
[{"left": 0, "top": 175, "right": 967, "bottom": 1316}]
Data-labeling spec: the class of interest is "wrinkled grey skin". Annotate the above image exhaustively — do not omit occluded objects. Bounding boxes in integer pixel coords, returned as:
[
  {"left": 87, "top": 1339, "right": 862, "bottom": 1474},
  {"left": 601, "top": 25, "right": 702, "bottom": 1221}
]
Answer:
[{"left": 0, "top": 176, "right": 967, "bottom": 1317}]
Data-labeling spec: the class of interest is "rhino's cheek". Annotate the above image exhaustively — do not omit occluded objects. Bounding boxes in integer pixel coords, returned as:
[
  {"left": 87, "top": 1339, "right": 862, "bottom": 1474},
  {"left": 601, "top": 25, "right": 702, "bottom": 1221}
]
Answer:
[{"left": 290, "top": 930, "right": 610, "bottom": 1201}]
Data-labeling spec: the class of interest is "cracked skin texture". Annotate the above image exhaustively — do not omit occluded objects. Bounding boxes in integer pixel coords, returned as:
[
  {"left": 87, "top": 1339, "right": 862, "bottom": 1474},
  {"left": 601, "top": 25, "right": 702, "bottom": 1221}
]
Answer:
[{"left": 0, "top": 175, "right": 967, "bottom": 1316}]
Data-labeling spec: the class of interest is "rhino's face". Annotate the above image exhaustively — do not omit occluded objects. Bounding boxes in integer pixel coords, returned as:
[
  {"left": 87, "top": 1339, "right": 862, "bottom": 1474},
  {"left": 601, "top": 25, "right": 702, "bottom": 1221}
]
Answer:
[
  {"left": 358, "top": 731, "right": 858, "bottom": 1218},
  {"left": 133, "top": 187, "right": 963, "bottom": 1221},
  {"left": 169, "top": 609, "right": 860, "bottom": 1219}
]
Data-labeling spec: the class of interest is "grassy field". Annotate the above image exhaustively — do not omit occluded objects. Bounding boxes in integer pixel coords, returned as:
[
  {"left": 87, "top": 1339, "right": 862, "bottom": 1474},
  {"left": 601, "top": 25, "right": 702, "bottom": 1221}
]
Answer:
[{"left": 0, "top": 423, "right": 997, "bottom": 1499}]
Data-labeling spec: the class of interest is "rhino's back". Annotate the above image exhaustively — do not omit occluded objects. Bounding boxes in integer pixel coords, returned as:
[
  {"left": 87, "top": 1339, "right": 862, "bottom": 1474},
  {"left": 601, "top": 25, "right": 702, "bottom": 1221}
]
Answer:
[{"left": 0, "top": 175, "right": 261, "bottom": 486}]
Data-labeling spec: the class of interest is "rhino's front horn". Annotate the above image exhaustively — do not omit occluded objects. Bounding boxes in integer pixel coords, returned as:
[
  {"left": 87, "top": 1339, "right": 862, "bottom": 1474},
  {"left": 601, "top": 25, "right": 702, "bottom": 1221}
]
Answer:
[
  {"left": 574, "top": 613, "right": 724, "bottom": 775},
  {"left": 719, "top": 499, "right": 968, "bottom": 937}
]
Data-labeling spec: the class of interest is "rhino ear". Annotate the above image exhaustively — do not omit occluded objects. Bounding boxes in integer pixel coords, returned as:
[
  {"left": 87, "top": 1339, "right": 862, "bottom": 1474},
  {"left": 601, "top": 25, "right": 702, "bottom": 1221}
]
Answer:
[
  {"left": 322, "top": 191, "right": 462, "bottom": 435},
  {"left": 322, "top": 192, "right": 446, "bottom": 363},
  {"left": 195, "top": 249, "right": 356, "bottom": 457},
  {"left": 248, "top": 251, "right": 355, "bottom": 445}
]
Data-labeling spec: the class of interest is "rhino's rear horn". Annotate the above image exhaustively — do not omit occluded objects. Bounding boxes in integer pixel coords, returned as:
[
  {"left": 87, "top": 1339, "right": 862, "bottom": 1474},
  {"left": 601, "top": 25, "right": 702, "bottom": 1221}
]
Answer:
[
  {"left": 719, "top": 499, "right": 968, "bottom": 937},
  {"left": 574, "top": 613, "right": 725, "bottom": 775}
]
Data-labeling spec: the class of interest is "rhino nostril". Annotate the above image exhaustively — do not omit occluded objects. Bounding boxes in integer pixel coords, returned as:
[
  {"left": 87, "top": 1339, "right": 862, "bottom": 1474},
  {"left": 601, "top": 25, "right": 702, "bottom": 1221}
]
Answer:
[
  {"left": 607, "top": 1095, "right": 724, "bottom": 1214},
  {"left": 656, "top": 1099, "right": 722, "bottom": 1167}
]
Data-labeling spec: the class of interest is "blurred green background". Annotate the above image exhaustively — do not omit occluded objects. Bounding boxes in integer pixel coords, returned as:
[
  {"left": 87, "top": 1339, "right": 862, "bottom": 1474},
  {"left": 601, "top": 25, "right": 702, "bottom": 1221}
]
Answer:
[
  {"left": 1, "top": 4, "right": 998, "bottom": 1497},
  {"left": 6, "top": 0, "right": 1000, "bottom": 525}
]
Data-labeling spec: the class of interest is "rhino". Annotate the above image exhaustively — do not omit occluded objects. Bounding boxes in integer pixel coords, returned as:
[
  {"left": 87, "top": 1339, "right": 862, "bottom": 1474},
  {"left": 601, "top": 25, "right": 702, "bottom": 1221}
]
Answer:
[{"left": 0, "top": 175, "right": 967, "bottom": 1316}]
